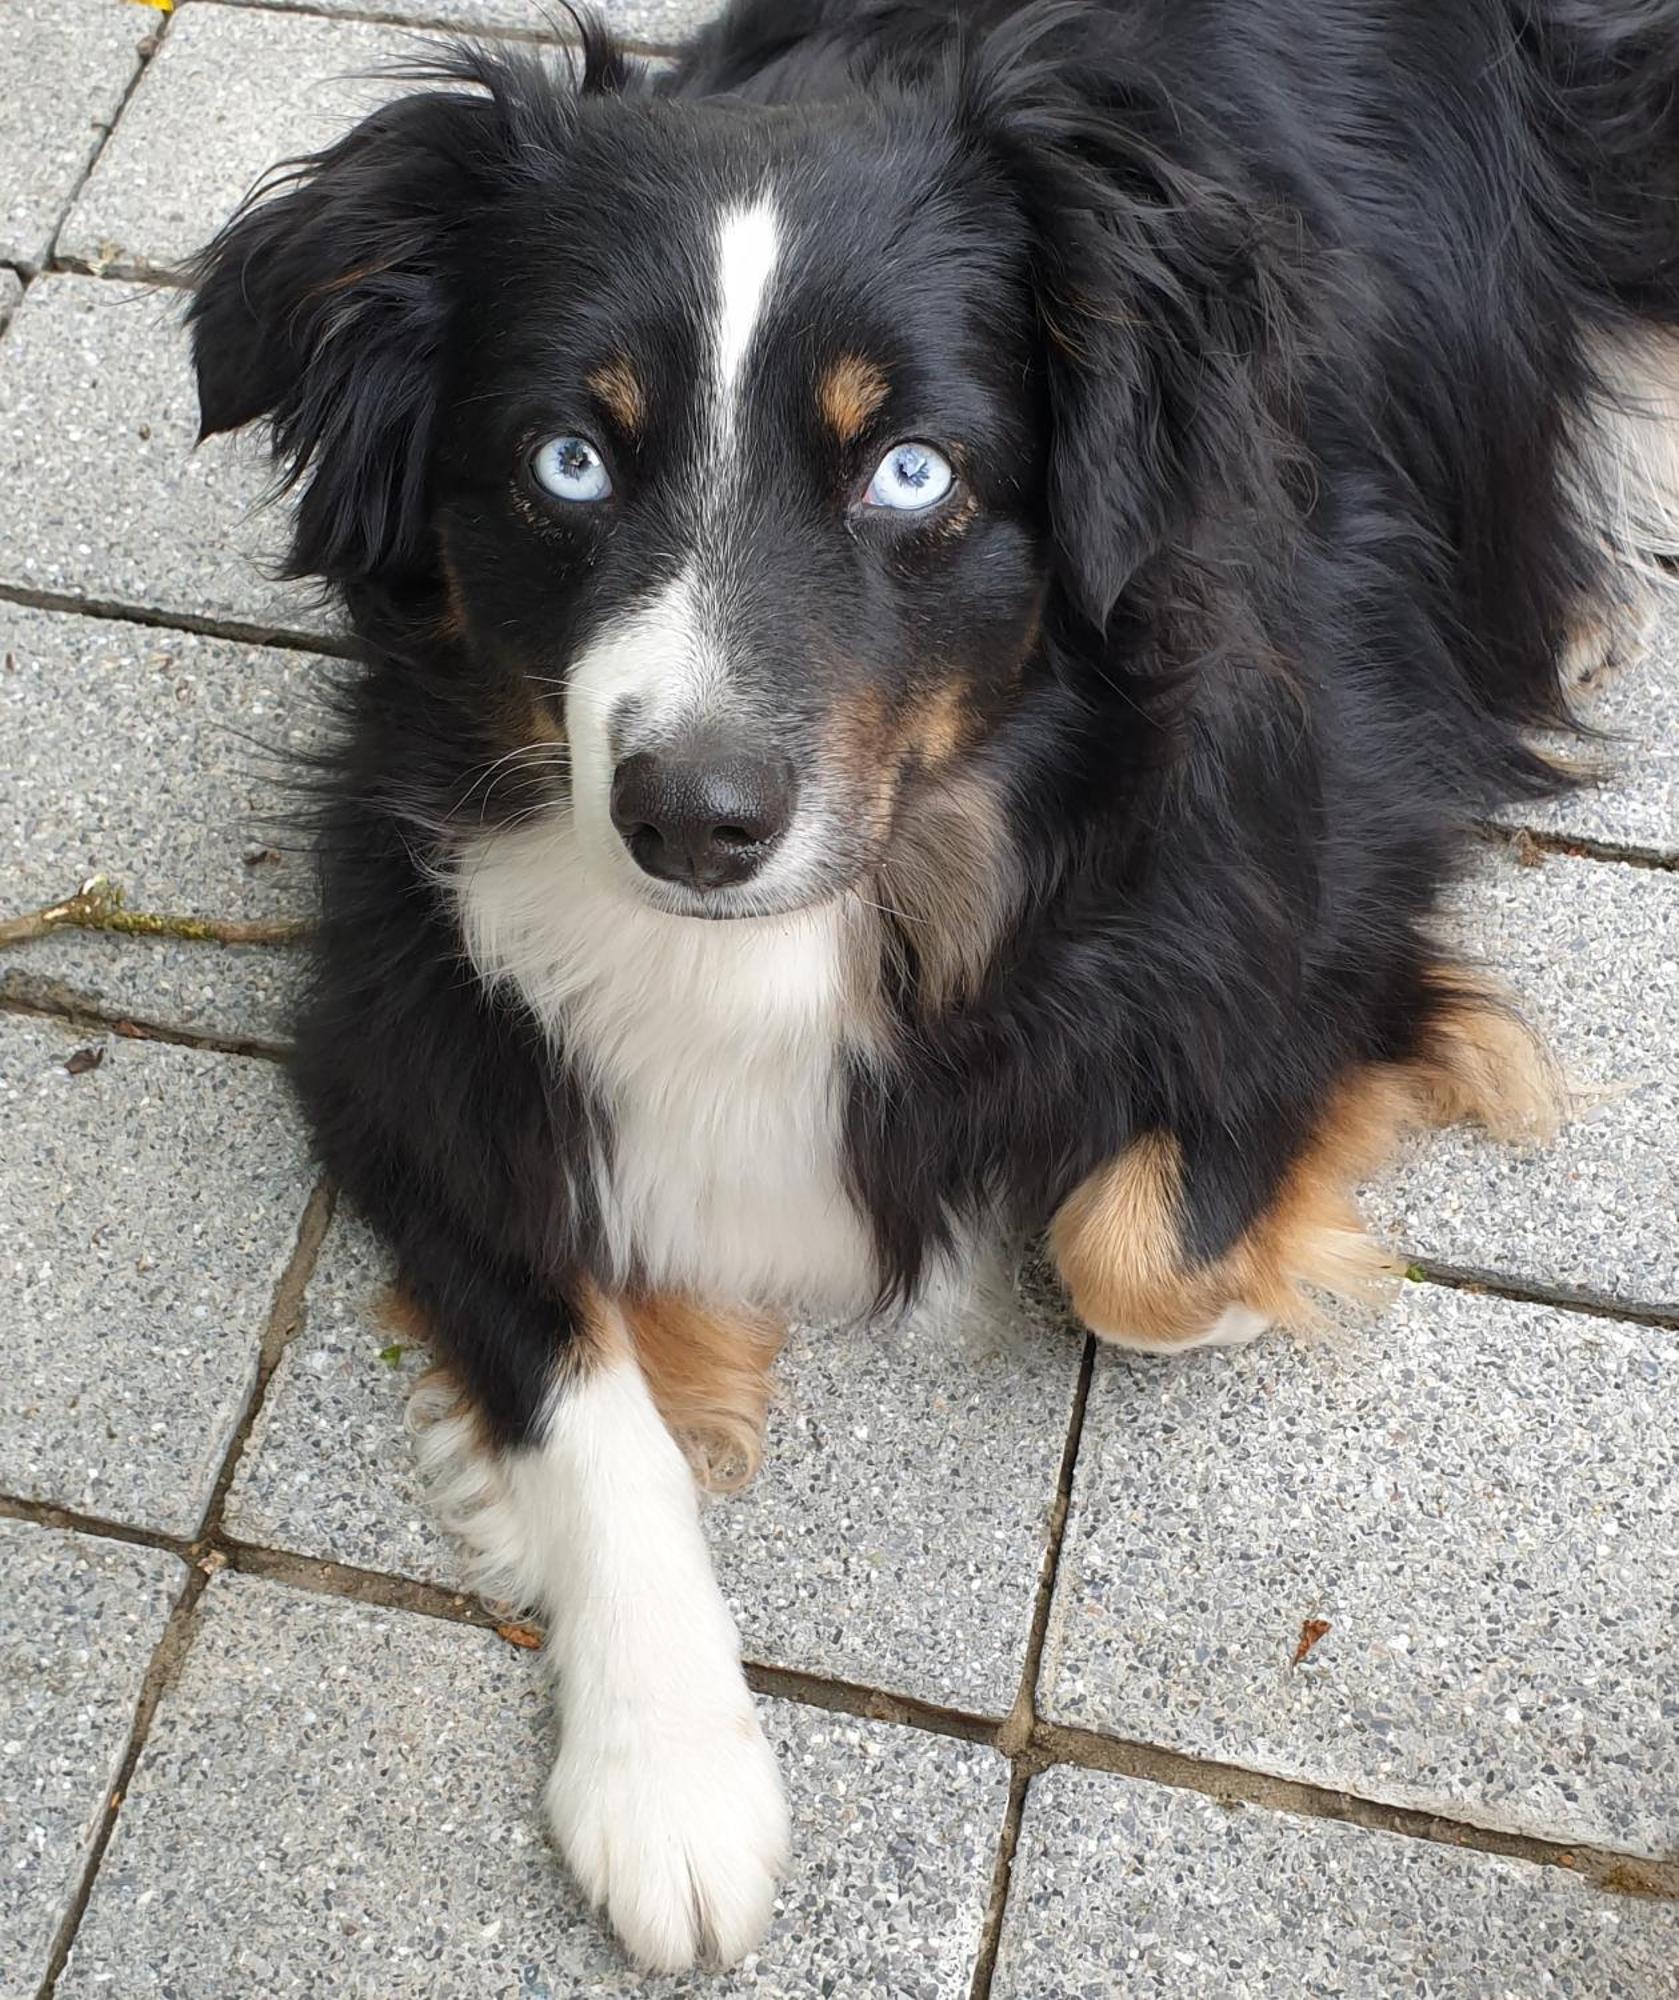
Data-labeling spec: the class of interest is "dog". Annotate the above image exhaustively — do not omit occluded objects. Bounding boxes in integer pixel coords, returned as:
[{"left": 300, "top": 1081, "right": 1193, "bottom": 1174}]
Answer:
[{"left": 188, "top": 0, "right": 1679, "bottom": 1969}]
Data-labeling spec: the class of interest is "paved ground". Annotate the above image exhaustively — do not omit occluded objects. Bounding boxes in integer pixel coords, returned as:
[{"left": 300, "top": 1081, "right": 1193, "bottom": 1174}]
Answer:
[{"left": 1, "top": 5, "right": 1675, "bottom": 1996}]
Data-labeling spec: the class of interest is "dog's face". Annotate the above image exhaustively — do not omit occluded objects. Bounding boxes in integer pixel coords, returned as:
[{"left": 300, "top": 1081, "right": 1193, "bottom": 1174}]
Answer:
[
  {"left": 192, "top": 37, "right": 1296, "bottom": 925},
  {"left": 435, "top": 104, "right": 1045, "bottom": 918}
]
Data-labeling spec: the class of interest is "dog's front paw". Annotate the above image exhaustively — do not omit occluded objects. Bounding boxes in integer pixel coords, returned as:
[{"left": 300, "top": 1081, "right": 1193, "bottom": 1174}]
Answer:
[{"left": 547, "top": 1694, "right": 790, "bottom": 1972}]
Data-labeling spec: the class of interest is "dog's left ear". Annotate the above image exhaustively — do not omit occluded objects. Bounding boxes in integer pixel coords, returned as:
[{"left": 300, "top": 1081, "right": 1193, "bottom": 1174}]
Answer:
[{"left": 964, "top": 16, "right": 1311, "bottom": 631}]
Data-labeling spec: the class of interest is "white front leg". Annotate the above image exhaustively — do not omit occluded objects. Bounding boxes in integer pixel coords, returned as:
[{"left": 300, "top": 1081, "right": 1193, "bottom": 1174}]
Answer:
[{"left": 502, "top": 1342, "right": 789, "bottom": 1971}]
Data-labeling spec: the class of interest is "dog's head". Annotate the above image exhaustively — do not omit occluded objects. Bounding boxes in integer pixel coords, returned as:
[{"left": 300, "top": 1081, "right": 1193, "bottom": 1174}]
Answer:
[{"left": 191, "top": 14, "right": 1300, "bottom": 925}]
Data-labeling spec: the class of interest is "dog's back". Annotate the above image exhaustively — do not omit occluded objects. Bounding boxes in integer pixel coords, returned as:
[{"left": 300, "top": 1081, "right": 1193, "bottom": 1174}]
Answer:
[{"left": 677, "top": 0, "right": 1679, "bottom": 718}]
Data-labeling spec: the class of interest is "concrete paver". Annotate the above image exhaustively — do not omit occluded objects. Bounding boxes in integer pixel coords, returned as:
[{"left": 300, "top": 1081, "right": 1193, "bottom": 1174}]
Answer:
[
  {"left": 1042, "top": 1284, "right": 1679, "bottom": 1853},
  {"left": 1, "top": 5, "right": 1674, "bottom": 1986},
  {"left": 0, "top": 602, "right": 323, "bottom": 1043},
  {"left": 0, "top": 0, "right": 155, "bottom": 271},
  {"left": 1371, "top": 849, "right": 1679, "bottom": 1312},
  {"left": 62, "top": 5, "right": 440, "bottom": 282},
  {"left": 0, "top": 1521, "right": 185, "bottom": 2000},
  {"left": 229, "top": 1221, "right": 1086, "bottom": 1715},
  {"left": 59, "top": 1572, "right": 1010, "bottom": 1997},
  {"left": 0, "top": 272, "right": 323, "bottom": 638},
  {"left": 1507, "top": 595, "right": 1679, "bottom": 858},
  {"left": 992, "top": 1766, "right": 1679, "bottom": 2000},
  {"left": 0, "top": 1016, "right": 314, "bottom": 1536},
  {"left": 222, "top": 1214, "right": 461, "bottom": 1581}
]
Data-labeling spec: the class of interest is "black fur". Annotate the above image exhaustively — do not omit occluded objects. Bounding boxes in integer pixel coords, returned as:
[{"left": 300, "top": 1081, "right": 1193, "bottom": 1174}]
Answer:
[{"left": 191, "top": 0, "right": 1679, "bottom": 1443}]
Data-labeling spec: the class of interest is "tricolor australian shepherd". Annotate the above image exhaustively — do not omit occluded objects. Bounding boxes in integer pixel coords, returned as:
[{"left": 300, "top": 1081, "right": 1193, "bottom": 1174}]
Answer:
[{"left": 190, "top": 0, "right": 1679, "bottom": 1969}]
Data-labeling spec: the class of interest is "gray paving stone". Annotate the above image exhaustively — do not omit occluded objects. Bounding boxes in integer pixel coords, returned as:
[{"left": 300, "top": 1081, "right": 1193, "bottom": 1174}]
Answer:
[
  {"left": 61, "top": 6, "right": 442, "bottom": 281},
  {"left": 227, "top": 1229, "right": 1083, "bottom": 1712},
  {"left": 1041, "top": 1284, "right": 1678, "bottom": 1854},
  {"left": 222, "top": 0, "right": 721, "bottom": 49},
  {"left": 0, "top": 1016, "right": 314, "bottom": 1536},
  {"left": 992, "top": 1767, "right": 1679, "bottom": 2000},
  {"left": 0, "top": 272, "right": 323, "bottom": 637},
  {"left": 0, "top": 0, "right": 155, "bottom": 271},
  {"left": 222, "top": 1214, "right": 456, "bottom": 1579},
  {"left": 710, "top": 1273, "right": 1084, "bottom": 1714},
  {"left": 1369, "top": 849, "right": 1678, "bottom": 1311},
  {"left": 1505, "top": 598, "right": 1679, "bottom": 858},
  {"left": 0, "top": 1521, "right": 185, "bottom": 2000},
  {"left": 0, "top": 269, "right": 22, "bottom": 332},
  {"left": 0, "top": 603, "right": 323, "bottom": 1043},
  {"left": 60, "top": 1572, "right": 1009, "bottom": 1997}
]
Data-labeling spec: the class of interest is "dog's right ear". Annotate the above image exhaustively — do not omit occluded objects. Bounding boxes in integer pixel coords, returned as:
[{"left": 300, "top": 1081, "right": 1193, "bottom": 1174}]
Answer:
[
  {"left": 188, "top": 85, "right": 501, "bottom": 585},
  {"left": 188, "top": 36, "right": 638, "bottom": 585}
]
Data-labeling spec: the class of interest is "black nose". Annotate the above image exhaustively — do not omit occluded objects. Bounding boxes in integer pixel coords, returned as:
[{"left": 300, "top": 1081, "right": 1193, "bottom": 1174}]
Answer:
[{"left": 609, "top": 747, "right": 795, "bottom": 889}]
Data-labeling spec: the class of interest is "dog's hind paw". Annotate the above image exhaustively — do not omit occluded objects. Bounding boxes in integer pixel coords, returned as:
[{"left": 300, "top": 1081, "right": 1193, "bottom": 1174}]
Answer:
[{"left": 1091, "top": 1302, "right": 1272, "bottom": 1356}]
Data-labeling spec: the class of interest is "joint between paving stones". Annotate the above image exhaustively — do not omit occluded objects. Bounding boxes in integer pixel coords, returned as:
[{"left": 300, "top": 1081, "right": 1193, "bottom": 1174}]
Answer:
[
  {"left": 1409, "top": 1257, "right": 1679, "bottom": 1333},
  {"left": 0, "top": 579, "right": 363, "bottom": 658},
  {"left": 966, "top": 1332, "right": 1099, "bottom": 2000},
  {"left": 31, "top": 1558, "right": 212, "bottom": 2000},
  {"left": 0, "top": 985, "right": 293, "bottom": 1060},
  {"left": 1484, "top": 820, "right": 1679, "bottom": 874},
  {"left": 8, "top": 1479, "right": 1676, "bottom": 1927},
  {"left": 26, "top": 1173, "right": 336, "bottom": 1997},
  {"left": 194, "top": 1178, "right": 336, "bottom": 1541},
  {"left": 39, "top": 0, "right": 172, "bottom": 283}
]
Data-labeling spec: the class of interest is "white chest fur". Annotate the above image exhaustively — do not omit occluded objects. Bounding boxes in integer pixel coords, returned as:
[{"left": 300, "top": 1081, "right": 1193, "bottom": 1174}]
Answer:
[{"left": 449, "top": 812, "right": 880, "bottom": 1311}]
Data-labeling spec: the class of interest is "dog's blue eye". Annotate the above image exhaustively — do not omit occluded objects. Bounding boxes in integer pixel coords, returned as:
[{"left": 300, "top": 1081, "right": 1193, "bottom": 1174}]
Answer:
[
  {"left": 864, "top": 441, "right": 954, "bottom": 512},
  {"left": 531, "top": 434, "right": 612, "bottom": 503}
]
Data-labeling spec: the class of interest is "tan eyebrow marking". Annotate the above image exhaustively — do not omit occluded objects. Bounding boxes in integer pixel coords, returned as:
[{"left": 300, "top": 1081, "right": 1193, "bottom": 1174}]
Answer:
[
  {"left": 588, "top": 356, "right": 647, "bottom": 437},
  {"left": 818, "top": 354, "right": 890, "bottom": 445}
]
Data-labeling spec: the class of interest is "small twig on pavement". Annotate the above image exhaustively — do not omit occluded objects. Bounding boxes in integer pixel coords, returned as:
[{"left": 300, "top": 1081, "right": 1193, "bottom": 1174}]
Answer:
[{"left": 0, "top": 875, "right": 310, "bottom": 949}]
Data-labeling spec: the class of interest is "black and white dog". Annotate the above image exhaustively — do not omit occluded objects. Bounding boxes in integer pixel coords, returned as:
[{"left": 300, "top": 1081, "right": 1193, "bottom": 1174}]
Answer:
[{"left": 190, "top": 0, "right": 1679, "bottom": 1969}]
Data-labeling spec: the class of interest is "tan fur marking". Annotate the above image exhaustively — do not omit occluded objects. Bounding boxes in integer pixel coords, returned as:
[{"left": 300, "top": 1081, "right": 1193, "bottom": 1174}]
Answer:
[
  {"left": 1408, "top": 970, "right": 1563, "bottom": 1144},
  {"left": 619, "top": 1294, "right": 786, "bottom": 1493},
  {"left": 819, "top": 354, "right": 889, "bottom": 445},
  {"left": 877, "top": 763, "right": 1019, "bottom": 1012},
  {"left": 821, "top": 674, "right": 1017, "bottom": 1012},
  {"left": 1053, "top": 972, "right": 1558, "bottom": 1348},
  {"left": 437, "top": 548, "right": 470, "bottom": 643},
  {"left": 900, "top": 679, "right": 972, "bottom": 768},
  {"left": 588, "top": 356, "right": 646, "bottom": 437},
  {"left": 1050, "top": 1134, "right": 1224, "bottom": 1347}
]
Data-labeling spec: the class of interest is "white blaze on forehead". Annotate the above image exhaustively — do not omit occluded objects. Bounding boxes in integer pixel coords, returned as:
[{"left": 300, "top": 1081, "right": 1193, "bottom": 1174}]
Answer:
[{"left": 708, "top": 195, "right": 781, "bottom": 451}]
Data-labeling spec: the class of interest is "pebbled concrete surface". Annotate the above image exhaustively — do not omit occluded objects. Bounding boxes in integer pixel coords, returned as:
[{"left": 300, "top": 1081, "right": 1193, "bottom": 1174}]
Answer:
[
  {"left": 61, "top": 5, "right": 444, "bottom": 282},
  {"left": 58, "top": 1572, "right": 1010, "bottom": 2000},
  {"left": 1041, "top": 1283, "right": 1679, "bottom": 1854},
  {"left": 0, "top": 1015, "right": 314, "bottom": 1536},
  {"left": 992, "top": 1766, "right": 1679, "bottom": 2000},
  {"left": 229, "top": 1221, "right": 1086, "bottom": 1715},
  {"left": 1506, "top": 592, "right": 1679, "bottom": 859},
  {"left": 0, "top": 601, "right": 324, "bottom": 1043},
  {"left": 1370, "top": 847, "right": 1679, "bottom": 1313},
  {"left": 0, "top": 272, "right": 326, "bottom": 638},
  {"left": 0, "top": 0, "right": 155, "bottom": 272},
  {"left": 0, "top": 1521, "right": 185, "bottom": 2000}
]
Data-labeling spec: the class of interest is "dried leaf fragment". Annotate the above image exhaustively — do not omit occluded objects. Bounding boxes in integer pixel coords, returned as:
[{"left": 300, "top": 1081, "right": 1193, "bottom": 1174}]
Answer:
[
  {"left": 1291, "top": 1618, "right": 1332, "bottom": 1667},
  {"left": 63, "top": 1046, "right": 104, "bottom": 1076}
]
